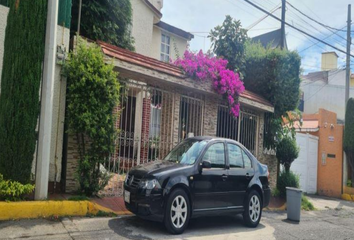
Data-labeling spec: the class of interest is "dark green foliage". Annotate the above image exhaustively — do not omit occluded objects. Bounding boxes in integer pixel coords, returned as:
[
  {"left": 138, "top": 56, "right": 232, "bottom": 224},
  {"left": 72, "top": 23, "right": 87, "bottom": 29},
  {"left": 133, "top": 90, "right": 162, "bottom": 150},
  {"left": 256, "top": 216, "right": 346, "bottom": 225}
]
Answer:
[
  {"left": 71, "top": 0, "right": 134, "bottom": 50},
  {"left": 276, "top": 137, "right": 299, "bottom": 173},
  {"left": 277, "top": 171, "right": 299, "bottom": 198},
  {"left": 58, "top": 0, "right": 72, "bottom": 28},
  {"left": 344, "top": 98, "right": 354, "bottom": 187},
  {"left": 244, "top": 41, "right": 301, "bottom": 118},
  {"left": 0, "top": 174, "right": 35, "bottom": 201},
  {"left": 0, "top": 0, "right": 47, "bottom": 183},
  {"left": 63, "top": 40, "right": 120, "bottom": 196},
  {"left": 209, "top": 15, "right": 248, "bottom": 75},
  {"left": 0, "top": 0, "right": 9, "bottom": 6}
]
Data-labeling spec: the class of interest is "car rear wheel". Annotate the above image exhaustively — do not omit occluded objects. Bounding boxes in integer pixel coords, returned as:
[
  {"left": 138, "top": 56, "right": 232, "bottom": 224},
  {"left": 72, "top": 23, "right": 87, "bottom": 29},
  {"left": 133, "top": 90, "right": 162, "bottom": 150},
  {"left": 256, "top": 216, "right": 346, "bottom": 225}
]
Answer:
[
  {"left": 243, "top": 190, "right": 262, "bottom": 228},
  {"left": 164, "top": 188, "right": 190, "bottom": 234}
]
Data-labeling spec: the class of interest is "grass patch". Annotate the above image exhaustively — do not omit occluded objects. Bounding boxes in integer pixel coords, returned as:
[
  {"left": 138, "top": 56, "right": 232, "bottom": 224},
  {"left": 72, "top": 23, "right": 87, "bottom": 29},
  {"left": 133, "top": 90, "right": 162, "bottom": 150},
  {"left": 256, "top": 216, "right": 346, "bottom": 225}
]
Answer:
[
  {"left": 68, "top": 195, "right": 90, "bottom": 201},
  {"left": 86, "top": 210, "right": 117, "bottom": 218},
  {"left": 301, "top": 195, "right": 315, "bottom": 211}
]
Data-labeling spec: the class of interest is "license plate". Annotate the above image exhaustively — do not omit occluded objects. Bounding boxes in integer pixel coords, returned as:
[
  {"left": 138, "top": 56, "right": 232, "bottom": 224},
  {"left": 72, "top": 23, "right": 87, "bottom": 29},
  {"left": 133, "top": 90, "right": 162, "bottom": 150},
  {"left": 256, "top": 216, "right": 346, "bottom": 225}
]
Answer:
[{"left": 124, "top": 190, "right": 130, "bottom": 203}]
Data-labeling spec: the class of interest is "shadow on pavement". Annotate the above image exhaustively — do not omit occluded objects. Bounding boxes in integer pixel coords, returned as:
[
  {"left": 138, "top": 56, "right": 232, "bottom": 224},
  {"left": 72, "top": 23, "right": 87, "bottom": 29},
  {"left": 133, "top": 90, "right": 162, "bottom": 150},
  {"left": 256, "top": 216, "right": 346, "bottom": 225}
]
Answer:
[{"left": 108, "top": 214, "right": 266, "bottom": 239}]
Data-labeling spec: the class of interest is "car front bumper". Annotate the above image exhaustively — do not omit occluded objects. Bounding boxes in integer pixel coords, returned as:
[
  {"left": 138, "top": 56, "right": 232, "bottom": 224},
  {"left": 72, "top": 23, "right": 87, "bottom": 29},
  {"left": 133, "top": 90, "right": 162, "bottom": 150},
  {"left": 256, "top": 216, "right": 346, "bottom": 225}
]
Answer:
[{"left": 124, "top": 185, "right": 165, "bottom": 222}]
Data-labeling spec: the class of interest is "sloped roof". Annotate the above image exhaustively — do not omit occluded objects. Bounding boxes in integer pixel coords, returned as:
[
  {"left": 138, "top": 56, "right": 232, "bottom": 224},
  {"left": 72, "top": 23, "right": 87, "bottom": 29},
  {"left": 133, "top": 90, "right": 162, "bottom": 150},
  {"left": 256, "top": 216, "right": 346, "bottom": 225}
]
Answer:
[
  {"left": 155, "top": 21, "right": 194, "bottom": 40},
  {"left": 252, "top": 29, "right": 287, "bottom": 49},
  {"left": 98, "top": 41, "right": 273, "bottom": 109}
]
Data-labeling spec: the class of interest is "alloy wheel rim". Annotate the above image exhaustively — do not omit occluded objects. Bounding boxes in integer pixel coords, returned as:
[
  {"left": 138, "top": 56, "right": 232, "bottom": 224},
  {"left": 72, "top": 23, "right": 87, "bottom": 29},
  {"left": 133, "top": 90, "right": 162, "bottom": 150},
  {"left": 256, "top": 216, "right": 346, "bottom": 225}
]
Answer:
[
  {"left": 170, "top": 195, "right": 187, "bottom": 229},
  {"left": 249, "top": 195, "right": 260, "bottom": 223}
]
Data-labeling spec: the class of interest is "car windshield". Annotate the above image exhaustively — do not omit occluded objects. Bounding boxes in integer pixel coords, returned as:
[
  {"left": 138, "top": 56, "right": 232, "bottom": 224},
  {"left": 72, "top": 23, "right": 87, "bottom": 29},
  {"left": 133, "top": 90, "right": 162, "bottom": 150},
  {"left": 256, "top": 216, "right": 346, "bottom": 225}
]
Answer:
[{"left": 164, "top": 139, "right": 207, "bottom": 165}]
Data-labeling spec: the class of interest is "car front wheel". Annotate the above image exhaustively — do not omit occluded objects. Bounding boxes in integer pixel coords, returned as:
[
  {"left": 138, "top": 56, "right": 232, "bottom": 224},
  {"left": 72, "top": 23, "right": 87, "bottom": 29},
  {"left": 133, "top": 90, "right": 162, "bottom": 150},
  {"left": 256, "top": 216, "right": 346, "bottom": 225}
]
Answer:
[
  {"left": 243, "top": 190, "right": 262, "bottom": 227},
  {"left": 164, "top": 188, "right": 190, "bottom": 234}
]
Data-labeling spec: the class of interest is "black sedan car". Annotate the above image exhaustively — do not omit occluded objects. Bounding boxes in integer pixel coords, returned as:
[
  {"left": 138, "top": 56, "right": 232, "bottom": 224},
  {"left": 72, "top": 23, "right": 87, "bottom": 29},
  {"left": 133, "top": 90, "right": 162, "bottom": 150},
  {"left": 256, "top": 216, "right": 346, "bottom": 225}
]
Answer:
[{"left": 124, "top": 136, "right": 270, "bottom": 234}]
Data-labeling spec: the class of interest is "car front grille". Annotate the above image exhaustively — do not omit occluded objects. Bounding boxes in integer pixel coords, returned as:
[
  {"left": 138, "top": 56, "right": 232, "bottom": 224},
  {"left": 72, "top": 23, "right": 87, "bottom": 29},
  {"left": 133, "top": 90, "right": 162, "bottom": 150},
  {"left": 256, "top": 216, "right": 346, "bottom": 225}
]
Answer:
[{"left": 126, "top": 174, "right": 142, "bottom": 188}]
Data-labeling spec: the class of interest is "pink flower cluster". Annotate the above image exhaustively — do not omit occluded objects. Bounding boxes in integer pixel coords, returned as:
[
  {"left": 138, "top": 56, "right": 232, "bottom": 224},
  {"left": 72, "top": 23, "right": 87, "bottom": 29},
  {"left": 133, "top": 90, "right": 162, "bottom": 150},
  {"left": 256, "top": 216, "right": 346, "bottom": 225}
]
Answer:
[{"left": 173, "top": 50, "right": 245, "bottom": 117}]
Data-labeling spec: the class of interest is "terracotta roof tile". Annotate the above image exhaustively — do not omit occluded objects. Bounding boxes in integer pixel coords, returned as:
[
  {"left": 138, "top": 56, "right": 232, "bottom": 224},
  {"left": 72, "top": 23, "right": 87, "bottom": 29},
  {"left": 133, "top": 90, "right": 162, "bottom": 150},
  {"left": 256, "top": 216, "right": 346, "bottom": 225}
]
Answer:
[{"left": 98, "top": 41, "right": 273, "bottom": 109}]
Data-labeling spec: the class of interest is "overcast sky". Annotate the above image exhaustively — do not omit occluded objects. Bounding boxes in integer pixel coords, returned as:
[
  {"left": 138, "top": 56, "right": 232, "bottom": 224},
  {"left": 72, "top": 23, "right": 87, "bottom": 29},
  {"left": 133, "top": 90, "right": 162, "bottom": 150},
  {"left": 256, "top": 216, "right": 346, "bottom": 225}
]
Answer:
[{"left": 161, "top": 0, "right": 354, "bottom": 74}]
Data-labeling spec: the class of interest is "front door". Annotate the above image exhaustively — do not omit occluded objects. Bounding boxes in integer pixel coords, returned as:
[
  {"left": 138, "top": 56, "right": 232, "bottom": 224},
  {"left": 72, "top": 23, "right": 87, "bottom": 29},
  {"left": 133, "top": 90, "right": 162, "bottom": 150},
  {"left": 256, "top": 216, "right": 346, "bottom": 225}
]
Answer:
[
  {"left": 192, "top": 142, "right": 230, "bottom": 210},
  {"left": 226, "top": 143, "right": 255, "bottom": 206}
]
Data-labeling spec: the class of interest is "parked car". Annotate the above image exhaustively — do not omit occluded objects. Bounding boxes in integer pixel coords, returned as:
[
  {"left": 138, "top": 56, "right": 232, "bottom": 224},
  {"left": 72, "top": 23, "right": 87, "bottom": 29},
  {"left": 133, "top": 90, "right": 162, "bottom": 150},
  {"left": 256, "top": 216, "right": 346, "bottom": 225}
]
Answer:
[{"left": 124, "top": 136, "right": 270, "bottom": 234}]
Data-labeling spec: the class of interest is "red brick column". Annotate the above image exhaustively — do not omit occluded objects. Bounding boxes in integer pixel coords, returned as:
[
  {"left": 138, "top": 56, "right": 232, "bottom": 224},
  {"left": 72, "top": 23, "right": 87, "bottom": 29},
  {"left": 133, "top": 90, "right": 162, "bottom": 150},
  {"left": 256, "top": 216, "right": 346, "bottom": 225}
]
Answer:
[{"left": 140, "top": 98, "right": 151, "bottom": 164}]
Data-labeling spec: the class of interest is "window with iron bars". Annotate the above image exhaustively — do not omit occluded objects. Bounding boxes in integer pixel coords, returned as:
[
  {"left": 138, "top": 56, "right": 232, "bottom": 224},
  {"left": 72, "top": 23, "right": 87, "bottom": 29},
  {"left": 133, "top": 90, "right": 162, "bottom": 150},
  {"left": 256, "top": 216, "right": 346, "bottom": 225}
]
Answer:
[{"left": 217, "top": 105, "right": 259, "bottom": 155}]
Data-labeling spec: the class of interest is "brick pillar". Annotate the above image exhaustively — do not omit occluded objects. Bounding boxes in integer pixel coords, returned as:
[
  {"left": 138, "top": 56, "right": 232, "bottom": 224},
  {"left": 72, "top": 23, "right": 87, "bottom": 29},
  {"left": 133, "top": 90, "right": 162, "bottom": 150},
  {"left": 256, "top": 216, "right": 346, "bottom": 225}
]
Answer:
[{"left": 140, "top": 98, "right": 151, "bottom": 163}]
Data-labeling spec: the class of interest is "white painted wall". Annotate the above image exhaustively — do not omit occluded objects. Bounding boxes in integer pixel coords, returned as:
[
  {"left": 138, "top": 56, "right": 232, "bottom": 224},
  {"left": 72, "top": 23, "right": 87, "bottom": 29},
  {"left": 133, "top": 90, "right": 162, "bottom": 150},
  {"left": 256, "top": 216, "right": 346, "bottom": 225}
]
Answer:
[
  {"left": 152, "top": 27, "right": 189, "bottom": 61},
  {"left": 131, "top": 0, "right": 155, "bottom": 57},
  {"left": 0, "top": 5, "right": 9, "bottom": 92},
  {"left": 291, "top": 133, "right": 318, "bottom": 194},
  {"left": 301, "top": 81, "right": 354, "bottom": 121}
]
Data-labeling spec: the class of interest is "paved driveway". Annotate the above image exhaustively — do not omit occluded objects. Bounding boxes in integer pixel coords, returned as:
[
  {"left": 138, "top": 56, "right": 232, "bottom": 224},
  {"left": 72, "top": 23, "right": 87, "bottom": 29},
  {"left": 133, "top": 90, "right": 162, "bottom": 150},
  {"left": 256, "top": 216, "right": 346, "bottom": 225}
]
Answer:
[{"left": 1, "top": 196, "right": 354, "bottom": 240}]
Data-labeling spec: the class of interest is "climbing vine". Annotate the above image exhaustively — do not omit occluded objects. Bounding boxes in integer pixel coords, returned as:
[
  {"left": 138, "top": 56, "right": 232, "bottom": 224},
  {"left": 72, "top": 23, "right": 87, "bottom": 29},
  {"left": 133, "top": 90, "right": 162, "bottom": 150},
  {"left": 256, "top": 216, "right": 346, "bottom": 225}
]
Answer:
[
  {"left": 0, "top": 0, "right": 47, "bottom": 183},
  {"left": 173, "top": 50, "right": 244, "bottom": 117}
]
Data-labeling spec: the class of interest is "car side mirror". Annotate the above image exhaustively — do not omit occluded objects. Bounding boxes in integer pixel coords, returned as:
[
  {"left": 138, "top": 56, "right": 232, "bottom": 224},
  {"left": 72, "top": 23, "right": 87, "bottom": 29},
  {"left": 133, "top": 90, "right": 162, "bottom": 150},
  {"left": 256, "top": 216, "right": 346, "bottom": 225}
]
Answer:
[{"left": 202, "top": 160, "right": 211, "bottom": 169}]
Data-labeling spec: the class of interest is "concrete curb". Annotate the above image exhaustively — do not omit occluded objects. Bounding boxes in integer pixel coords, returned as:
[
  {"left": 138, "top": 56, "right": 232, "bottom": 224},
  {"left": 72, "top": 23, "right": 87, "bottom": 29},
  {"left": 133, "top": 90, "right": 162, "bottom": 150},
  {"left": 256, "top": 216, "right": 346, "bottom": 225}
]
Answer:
[{"left": 0, "top": 201, "right": 132, "bottom": 221}]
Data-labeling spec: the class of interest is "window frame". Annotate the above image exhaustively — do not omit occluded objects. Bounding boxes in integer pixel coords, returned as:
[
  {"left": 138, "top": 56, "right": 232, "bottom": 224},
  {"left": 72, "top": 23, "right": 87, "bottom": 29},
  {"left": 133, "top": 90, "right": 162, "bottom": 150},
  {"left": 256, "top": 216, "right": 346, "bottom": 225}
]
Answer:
[
  {"left": 160, "top": 32, "right": 171, "bottom": 62},
  {"left": 225, "top": 141, "right": 254, "bottom": 169},
  {"left": 200, "top": 141, "right": 226, "bottom": 170}
]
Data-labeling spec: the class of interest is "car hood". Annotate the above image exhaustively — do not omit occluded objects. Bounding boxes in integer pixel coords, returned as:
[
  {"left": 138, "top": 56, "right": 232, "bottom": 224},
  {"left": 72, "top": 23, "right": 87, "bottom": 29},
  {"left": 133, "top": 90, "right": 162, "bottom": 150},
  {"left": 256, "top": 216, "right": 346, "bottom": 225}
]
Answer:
[{"left": 129, "top": 160, "right": 188, "bottom": 178}]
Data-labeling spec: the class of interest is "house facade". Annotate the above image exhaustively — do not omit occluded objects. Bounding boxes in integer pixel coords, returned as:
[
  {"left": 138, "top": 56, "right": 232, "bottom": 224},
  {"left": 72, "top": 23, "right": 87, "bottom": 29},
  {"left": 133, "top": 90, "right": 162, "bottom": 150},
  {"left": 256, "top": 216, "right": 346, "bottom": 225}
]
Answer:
[
  {"left": 131, "top": 0, "right": 193, "bottom": 61},
  {"left": 63, "top": 41, "right": 276, "bottom": 195},
  {"left": 301, "top": 52, "right": 354, "bottom": 122}
]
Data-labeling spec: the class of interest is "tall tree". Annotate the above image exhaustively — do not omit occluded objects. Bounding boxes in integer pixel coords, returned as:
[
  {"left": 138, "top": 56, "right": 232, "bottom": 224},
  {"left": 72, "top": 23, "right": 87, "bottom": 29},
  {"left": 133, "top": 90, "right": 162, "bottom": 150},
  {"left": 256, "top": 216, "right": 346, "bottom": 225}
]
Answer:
[
  {"left": 71, "top": 0, "right": 134, "bottom": 51},
  {"left": 0, "top": 0, "right": 47, "bottom": 183},
  {"left": 344, "top": 98, "right": 354, "bottom": 187},
  {"left": 209, "top": 15, "right": 248, "bottom": 76}
]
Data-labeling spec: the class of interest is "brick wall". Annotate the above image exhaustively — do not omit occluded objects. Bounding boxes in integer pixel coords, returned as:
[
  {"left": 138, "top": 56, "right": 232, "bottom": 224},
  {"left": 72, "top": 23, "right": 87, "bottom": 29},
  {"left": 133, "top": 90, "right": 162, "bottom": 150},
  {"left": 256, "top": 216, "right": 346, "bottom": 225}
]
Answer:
[
  {"left": 140, "top": 97, "right": 151, "bottom": 163},
  {"left": 203, "top": 97, "right": 219, "bottom": 137}
]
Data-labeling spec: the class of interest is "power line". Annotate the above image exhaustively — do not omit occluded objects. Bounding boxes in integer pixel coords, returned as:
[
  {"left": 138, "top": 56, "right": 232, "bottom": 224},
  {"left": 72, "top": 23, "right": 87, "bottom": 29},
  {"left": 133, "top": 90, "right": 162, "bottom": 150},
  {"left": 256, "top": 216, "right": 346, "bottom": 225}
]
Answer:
[
  {"left": 242, "top": 0, "right": 354, "bottom": 58},
  {"left": 286, "top": 1, "right": 353, "bottom": 45},
  {"left": 298, "top": 25, "right": 348, "bottom": 53},
  {"left": 286, "top": 1, "right": 354, "bottom": 33}
]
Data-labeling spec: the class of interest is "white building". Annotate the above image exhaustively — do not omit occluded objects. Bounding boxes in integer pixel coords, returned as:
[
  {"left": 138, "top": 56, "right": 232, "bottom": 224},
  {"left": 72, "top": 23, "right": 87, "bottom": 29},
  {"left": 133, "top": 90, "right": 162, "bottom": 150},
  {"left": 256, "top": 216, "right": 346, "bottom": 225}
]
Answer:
[
  {"left": 300, "top": 52, "right": 354, "bottom": 122},
  {"left": 131, "top": 0, "right": 193, "bottom": 61}
]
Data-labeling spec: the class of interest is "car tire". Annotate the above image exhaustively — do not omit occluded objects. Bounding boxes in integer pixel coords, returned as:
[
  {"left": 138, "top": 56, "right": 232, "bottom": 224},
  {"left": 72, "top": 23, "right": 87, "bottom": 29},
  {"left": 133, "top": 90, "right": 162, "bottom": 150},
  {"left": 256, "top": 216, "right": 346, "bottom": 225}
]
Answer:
[
  {"left": 164, "top": 188, "right": 190, "bottom": 234},
  {"left": 243, "top": 190, "right": 262, "bottom": 228}
]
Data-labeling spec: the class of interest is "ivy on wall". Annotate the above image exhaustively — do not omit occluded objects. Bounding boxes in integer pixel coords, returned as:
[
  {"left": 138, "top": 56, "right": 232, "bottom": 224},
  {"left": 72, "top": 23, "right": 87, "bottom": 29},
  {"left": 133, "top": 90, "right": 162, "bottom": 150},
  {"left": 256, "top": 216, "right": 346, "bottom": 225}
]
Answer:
[{"left": 0, "top": 0, "right": 47, "bottom": 183}]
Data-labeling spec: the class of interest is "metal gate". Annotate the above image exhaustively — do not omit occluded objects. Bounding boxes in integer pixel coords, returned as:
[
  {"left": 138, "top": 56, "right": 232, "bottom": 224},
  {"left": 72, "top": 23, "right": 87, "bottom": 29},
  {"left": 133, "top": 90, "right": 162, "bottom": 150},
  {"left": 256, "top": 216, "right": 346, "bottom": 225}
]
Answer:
[
  {"left": 217, "top": 105, "right": 259, "bottom": 156},
  {"left": 100, "top": 81, "right": 175, "bottom": 196}
]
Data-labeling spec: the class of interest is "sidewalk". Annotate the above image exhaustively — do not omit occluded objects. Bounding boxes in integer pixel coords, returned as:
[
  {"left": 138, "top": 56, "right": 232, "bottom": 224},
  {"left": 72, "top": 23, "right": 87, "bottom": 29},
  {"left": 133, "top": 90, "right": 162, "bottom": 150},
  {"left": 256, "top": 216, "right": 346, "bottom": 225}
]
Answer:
[
  {"left": 306, "top": 194, "right": 354, "bottom": 210},
  {"left": 91, "top": 197, "right": 130, "bottom": 215}
]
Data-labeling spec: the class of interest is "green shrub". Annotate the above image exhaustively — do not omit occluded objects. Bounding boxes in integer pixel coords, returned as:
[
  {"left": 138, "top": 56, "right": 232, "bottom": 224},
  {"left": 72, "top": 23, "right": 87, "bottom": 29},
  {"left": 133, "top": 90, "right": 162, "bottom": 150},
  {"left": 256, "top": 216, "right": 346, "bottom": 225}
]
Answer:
[
  {"left": 277, "top": 171, "right": 299, "bottom": 198},
  {"left": 0, "top": 174, "right": 35, "bottom": 201},
  {"left": 68, "top": 195, "right": 90, "bottom": 201},
  {"left": 63, "top": 40, "right": 120, "bottom": 196},
  {"left": 344, "top": 98, "right": 354, "bottom": 187},
  {"left": 271, "top": 188, "right": 280, "bottom": 197},
  {"left": 302, "top": 195, "right": 315, "bottom": 211},
  {"left": 276, "top": 136, "right": 299, "bottom": 173}
]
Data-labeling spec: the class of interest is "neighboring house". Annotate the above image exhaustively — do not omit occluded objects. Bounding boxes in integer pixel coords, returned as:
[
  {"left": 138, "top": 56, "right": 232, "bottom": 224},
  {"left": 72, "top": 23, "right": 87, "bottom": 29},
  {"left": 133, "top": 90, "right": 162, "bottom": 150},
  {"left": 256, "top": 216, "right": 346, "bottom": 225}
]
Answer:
[
  {"left": 131, "top": 0, "right": 193, "bottom": 62},
  {"left": 300, "top": 52, "right": 354, "bottom": 122},
  {"left": 64, "top": 41, "right": 276, "bottom": 195},
  {"left": 291, "top": 109, "right": 344, "bottom": 198},
  {"left": 252, "top": 28, "right": 288, "bottom": 50}
]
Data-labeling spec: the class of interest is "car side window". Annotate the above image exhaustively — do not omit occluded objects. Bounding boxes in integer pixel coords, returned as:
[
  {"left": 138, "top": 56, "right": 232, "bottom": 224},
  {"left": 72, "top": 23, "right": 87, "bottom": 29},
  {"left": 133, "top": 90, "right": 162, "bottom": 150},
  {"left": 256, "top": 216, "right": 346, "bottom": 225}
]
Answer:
[
  {"left": 227, "top": 144, "right": 243, "bottom": 168},
  {"left": 202, "top": 143, "right": 225, "bottom": 168},
  {"left": 242, "top": 150, "right": 252, "bottom": 169}
]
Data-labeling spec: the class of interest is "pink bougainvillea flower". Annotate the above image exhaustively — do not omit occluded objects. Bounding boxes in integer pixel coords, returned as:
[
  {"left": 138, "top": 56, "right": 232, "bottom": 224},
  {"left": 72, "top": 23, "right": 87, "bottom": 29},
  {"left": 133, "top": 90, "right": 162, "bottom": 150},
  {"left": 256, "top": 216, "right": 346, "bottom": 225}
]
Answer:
[{"left": 173, "top": 50, "right": 244, "bottom": 117}]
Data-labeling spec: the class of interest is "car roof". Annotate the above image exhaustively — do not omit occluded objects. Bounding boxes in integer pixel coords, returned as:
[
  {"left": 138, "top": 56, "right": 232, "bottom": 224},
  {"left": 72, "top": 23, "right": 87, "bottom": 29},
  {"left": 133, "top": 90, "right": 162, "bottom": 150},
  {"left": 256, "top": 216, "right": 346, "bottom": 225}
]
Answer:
[{"left": 187, "top": 136, "right": 238, "bottom": 143}]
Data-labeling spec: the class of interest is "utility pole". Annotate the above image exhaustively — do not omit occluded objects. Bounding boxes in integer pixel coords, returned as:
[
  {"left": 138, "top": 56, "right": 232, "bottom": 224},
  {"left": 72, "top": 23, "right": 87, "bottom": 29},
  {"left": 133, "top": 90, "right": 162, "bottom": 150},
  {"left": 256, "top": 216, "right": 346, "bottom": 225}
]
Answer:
[
  {"left": 35, "top": 0, "right": 59, "bottom": 200},
  {"left": 280, "top": 0, "right": 286, "bottom": 49},
  {"left": 345, "top": 4, "right": 352, "bottom": 109}
]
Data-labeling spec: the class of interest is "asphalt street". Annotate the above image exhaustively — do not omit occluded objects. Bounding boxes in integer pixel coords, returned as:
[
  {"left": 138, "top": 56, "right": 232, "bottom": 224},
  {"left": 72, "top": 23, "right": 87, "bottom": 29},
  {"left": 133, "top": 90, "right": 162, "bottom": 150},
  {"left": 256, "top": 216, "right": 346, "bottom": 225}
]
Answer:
[{"left": 1, "top": 206, "right": 354, "bottom": 240}]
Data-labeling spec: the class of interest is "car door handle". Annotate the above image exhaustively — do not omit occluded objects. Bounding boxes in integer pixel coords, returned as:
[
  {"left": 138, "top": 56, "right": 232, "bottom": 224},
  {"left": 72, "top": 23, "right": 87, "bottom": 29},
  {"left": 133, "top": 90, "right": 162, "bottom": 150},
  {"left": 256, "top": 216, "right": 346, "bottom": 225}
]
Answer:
[
  {"left": 222, "top": 175, "right": 228, "bottom": 181},
  {"left": 246, "top": 173, "right": 251, "bottom": 179}
]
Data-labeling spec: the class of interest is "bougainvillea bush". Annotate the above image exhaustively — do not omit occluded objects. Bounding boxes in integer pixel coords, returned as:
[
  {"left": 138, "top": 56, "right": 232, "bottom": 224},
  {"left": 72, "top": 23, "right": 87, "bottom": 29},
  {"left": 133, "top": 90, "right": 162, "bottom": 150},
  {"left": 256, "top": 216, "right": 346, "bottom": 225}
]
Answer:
[{"left": 173, "top": 50, "right": 244, "bottom": 117}]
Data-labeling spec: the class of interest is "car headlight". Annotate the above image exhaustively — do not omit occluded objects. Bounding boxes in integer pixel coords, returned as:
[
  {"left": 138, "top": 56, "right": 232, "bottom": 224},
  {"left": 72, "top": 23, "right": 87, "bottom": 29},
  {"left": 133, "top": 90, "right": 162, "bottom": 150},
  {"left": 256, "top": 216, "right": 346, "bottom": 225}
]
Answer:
[{"left": 139, "top": 179, "right": 161, "bottom": 190}]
